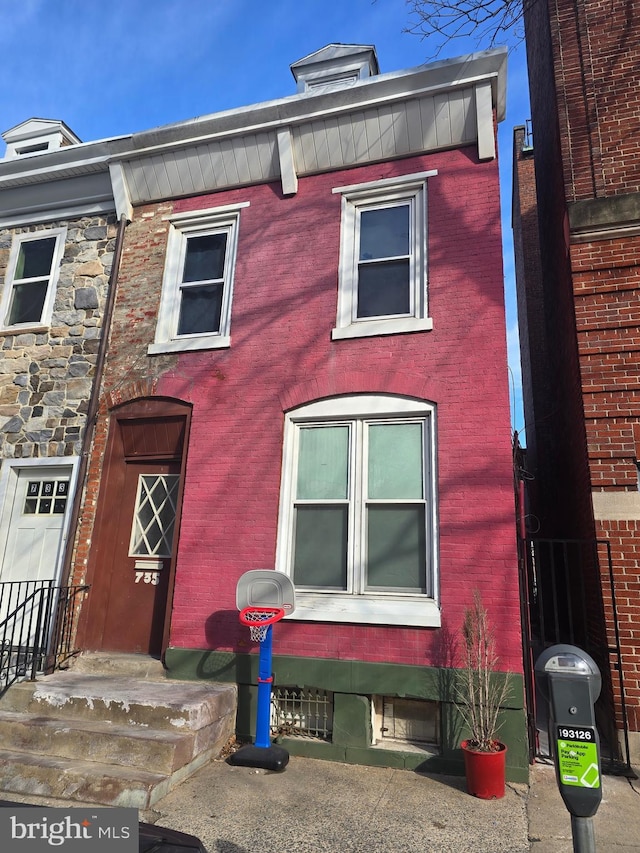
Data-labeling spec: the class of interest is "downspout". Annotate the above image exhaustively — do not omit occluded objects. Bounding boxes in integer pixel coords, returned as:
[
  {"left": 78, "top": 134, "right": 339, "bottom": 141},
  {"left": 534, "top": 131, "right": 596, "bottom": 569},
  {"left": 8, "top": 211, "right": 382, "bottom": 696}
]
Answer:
[{"left": 59, "top": 213, "right": 128, "bottom": 586}]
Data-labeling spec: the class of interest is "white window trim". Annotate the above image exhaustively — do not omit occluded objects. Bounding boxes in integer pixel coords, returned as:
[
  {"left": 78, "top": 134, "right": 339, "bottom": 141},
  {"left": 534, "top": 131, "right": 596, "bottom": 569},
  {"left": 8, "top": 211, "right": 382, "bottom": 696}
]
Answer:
[
  {"left": 148, "top": 202, "right": 248, "bottom": 355},
  {"left": 332, "top": 172, "right": 436, "bottom": 341},
  {"left": 0, "top": 227, "right": 67, "bottom": 332},
  {"left": 276, "top": 395, "right": 440, "bottom": 627}
]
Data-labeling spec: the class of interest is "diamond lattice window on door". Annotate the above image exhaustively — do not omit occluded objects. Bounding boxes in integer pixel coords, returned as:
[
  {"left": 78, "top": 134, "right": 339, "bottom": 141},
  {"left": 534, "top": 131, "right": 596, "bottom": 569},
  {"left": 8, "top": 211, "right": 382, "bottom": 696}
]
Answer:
[{"left": 129, "top": 474, "right": 179, "bottom": 557}]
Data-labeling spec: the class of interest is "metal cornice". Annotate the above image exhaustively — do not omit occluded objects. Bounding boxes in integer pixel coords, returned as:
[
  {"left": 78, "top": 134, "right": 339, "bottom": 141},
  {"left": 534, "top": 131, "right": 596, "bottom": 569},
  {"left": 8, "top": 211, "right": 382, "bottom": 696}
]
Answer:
[{"left": 117, "top": 49, "right": 507, "bottom": 163}]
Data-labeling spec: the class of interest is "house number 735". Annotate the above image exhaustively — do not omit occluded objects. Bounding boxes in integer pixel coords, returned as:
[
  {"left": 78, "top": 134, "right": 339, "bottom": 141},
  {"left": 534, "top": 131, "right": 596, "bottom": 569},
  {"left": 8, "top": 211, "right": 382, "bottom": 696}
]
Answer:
[{"left": 135, "top": 571, "right": 160, "bottom": 585}]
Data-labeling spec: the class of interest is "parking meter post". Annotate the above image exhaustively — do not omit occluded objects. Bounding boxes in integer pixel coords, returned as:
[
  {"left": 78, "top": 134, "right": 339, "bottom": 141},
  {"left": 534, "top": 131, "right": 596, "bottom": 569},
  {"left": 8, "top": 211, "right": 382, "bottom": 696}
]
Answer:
[
  {"left": 571, "top": 815, "right": 596, "bottom": 853},
  {"left": 535, "top": 646, "right": 603, "bottom": 853}
]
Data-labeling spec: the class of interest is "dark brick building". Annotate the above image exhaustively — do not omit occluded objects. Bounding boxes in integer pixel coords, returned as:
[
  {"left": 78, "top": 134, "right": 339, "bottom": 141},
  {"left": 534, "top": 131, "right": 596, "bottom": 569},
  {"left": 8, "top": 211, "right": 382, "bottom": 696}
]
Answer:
[{"left": 514, "top": 0, "right": 640, "bottom": 765}]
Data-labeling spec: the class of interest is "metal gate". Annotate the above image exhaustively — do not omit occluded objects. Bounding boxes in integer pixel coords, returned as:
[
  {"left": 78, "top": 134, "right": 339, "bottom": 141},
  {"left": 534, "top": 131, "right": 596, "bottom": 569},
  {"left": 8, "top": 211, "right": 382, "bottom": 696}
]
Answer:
[{"left": 518, "top": 537, "right": 632, "bottom": 774}]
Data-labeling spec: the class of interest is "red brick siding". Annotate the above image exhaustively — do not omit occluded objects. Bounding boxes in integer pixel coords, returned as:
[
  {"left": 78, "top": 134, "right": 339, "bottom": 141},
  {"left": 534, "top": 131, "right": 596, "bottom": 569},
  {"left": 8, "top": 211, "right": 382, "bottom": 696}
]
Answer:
[{"left": 82, "top": 149, "right": 521, "bottom": 673}]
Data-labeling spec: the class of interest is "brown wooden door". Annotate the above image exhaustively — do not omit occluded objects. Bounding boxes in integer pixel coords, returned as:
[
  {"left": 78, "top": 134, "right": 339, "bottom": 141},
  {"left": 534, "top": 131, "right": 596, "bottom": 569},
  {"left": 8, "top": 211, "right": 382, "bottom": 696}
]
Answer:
[
  {"left": 80, "top": 401, "right": 189, "bottom": 656},
  {"left": 97, "top": 459, "right": 180, "bottom": 654}
]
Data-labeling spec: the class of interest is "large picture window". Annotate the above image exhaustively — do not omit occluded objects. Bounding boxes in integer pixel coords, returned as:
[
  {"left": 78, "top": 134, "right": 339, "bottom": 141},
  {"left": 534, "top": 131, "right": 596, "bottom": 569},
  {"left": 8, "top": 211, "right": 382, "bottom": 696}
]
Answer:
[
  {"left": 332, "top": 172, "right": 436, "bottom": 340},
  {"left": 1, "top": 228, "right": 66, "bottom": 330},
  {"left": 149, "top": 203, "right": 248, "bottom": 355},
  {"left": 277, "top": 395, "right": 439, "bottom": 626}
]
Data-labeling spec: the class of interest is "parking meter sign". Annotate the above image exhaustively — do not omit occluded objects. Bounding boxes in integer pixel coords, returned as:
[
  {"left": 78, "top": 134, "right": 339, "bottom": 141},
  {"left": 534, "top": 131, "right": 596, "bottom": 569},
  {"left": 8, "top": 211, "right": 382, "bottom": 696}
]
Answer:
[{"left": 556, "top": 725, "right": 600, "bottom": 789}]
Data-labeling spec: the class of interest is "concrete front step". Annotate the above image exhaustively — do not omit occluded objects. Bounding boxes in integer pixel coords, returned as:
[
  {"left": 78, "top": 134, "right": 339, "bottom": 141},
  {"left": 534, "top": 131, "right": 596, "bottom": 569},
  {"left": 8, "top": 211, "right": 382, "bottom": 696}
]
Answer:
[
  {"left": 69, "top": 652, "right": 166, "bottom": 679},
  {"left": 0, "top": 747, "right": 172, "bottom": 809},
  {"left": 0, "top": 666, "right": 238, "bottom": 807},
  {"left": 0, "top": 710, "right": 196, "bottom": 775},
  {"left": 0, "top": 672, "right": 236, "bottom": 730}
]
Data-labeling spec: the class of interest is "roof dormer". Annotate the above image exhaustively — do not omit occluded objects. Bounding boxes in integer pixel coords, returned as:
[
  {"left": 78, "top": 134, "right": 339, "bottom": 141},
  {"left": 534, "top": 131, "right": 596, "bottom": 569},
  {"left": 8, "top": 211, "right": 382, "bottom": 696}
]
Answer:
[
  {"left": 290, "top": 44, "right": 379, "bottom": 95},
  {"left": 2, "top": 118, "right": 81, "bottom": 159}
]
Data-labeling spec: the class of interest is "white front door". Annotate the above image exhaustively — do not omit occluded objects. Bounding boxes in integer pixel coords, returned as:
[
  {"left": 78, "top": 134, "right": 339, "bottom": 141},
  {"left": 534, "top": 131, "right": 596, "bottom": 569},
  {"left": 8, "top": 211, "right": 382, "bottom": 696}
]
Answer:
[{"left": 0, "top": 466, "right": 72, "bottom": 585}]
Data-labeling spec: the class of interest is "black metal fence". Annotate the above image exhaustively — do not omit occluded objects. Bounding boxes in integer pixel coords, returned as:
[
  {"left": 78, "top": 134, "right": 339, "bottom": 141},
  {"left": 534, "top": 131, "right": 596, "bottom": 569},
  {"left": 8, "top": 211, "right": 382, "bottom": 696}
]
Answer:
[
  {"left": 0, "top": 579, "right": 89, "bottom": 694},
  {"left": 519, "top": 538, "right": 632, "bottom": 774}
]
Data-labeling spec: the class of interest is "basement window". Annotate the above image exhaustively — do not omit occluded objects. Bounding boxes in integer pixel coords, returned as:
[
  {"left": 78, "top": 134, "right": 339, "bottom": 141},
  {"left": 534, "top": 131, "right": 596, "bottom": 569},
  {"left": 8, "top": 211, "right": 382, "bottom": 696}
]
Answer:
[
  {"left": 270, "top": 686, "right": 333, "bottom": 741},
  {"left": 372, "top": 696, "right": 439, "bottom": 748}
]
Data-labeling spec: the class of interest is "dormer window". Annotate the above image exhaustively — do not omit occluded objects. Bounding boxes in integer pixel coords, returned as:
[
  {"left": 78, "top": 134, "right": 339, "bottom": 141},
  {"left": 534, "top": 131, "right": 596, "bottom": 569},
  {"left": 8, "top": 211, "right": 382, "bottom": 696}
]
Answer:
[
  {"left": 291, "top": 44, "right": 379, "bottom": 95},
  {"left": 2, "top": 119, "right": 80, "bottom": 160}
]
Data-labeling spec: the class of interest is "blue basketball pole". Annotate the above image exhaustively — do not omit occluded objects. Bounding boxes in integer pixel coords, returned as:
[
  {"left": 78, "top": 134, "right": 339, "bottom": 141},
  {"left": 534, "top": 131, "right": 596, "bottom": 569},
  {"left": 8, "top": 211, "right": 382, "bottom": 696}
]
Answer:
[
  {"left": 255, "top": 624, "right": 274, "bottom": 748},
  {"left": 228, "top": 617, "right": 289, "bottom": 771}
]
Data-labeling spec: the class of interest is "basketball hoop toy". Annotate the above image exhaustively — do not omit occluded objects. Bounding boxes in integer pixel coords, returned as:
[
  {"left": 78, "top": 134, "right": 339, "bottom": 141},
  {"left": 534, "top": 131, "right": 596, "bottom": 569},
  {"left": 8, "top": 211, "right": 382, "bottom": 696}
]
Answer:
[
  {"left": 240, "top": 606, "right": 285, "bottom": 644},
  {"left": 230, "top": 571, "right": 295, "bottom": 772}
]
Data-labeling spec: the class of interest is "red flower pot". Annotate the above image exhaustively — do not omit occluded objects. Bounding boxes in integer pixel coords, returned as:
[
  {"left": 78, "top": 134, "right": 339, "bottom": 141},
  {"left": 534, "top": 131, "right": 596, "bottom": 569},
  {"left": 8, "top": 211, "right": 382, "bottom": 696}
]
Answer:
[{"left": 461, "top": 740, "right": 507, "bottom": 799}]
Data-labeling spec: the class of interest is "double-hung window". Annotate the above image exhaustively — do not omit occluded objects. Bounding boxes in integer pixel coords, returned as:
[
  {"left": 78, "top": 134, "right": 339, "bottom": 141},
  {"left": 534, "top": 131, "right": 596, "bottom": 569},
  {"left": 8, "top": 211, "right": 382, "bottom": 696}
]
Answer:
[
  {"left": 276, "top": 395, "right": 439, "bottom": 626},
  {"left": 1, "top": 228, "right": 66, "bottom": 330},
  {"left": 332, "top": 172, "right": 436, "bottom": 340},
  {"left": 149, "top": 203, "right": 248, "bottom": 355}
]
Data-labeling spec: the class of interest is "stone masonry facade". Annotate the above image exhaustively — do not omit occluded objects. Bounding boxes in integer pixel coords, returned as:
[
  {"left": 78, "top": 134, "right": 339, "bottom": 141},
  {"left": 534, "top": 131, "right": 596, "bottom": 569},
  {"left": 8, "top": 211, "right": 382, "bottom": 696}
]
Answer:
[{"left": 0, "top": 215, "right": 117, "bottom": 460}]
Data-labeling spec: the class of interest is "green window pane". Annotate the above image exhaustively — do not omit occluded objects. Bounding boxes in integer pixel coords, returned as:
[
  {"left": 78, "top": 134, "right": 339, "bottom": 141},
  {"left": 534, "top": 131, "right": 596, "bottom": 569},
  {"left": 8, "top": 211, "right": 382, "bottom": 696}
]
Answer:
[
  {"left": 8, "top": 280, "right": 48, "bottom": 325},
  {"left": 293, "top": 505, "right": 348, "bottom": 589},
  {"left": 368, "top": 423, "right": 423, "bottom": 499},
  {"left": 297, "top": 426, "right": 349, "bottom": 500},
  {"left": 357, "top": 259, "right": 410, "bottom": 318},
  {"left": 178, "top": 283, "right": 223, "bottom": 335},
  {"left": 183, "top": 233, "right": 227, "bottom": 282},
  {"left": 367, "top": 504, "right": 426, "bottom": 591},
  {"left": 360, "top": 206, "right": 410, "bottom": 260},
  {"left": 15, "top": 237, "right": 56, "bottom": 280}
]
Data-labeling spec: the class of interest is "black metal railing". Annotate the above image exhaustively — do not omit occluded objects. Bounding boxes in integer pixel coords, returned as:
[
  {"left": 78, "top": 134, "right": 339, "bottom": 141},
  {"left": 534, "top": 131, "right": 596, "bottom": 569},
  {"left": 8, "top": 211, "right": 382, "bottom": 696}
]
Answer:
[{"left": 0, "top": 579, "right": 89, "bottom": 694}]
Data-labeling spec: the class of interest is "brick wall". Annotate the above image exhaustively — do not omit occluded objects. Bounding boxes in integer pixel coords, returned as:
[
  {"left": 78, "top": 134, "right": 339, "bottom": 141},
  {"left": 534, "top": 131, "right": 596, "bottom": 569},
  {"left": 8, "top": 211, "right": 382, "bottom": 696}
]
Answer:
[
  {"left": 550, "top": 0, "right": 640, "bottom": 200},
  {"left": 79, "top": 149, "right": 521, "bottom": 674}
]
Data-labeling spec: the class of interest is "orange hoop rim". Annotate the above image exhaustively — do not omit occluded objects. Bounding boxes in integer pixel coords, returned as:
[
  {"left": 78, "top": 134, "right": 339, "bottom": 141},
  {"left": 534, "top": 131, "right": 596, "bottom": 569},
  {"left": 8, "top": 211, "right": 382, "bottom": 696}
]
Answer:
[{"left": 239, "top": 606, "right": 286, "bottom": 626}]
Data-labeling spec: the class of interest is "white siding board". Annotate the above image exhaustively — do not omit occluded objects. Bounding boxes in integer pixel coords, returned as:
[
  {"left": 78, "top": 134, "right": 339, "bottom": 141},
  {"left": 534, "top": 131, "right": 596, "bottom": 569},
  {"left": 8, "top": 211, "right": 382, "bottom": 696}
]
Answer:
[
  {"left": 350, "top": 111, "right": 370, "bottom": 163},
  {"left": 337, "top": 114, "right": 357, "bottom": 166},
  {"left": 393, "top": 104, "right": 411, "bottom": 156},
  {"left": 231, "top": 139, "right": 252, "bottom": 185},
  {"left": 125, "top": 162, "right": 150, "bottom": 203},
  {"left": 433, "top": 94, "right": 453, "bottom": 148},
  {"left": 461, "top": 89, "right": 477, "bottom": 142},
  {"left": 196, "top": 143, "right": 217, "bottom": 190},
  {"left": 255, "top": 131, "right": 279, "bottom": 179},
  {"left": 162, "top": 151, "right": 188, "bottom": 198},
  {"left": 405, "top": 99, "right": 426, "bottom": 153},
  {"left": 219, "top": 138, "right": 240, "bottom": 186},
  {"left": 418, "top": 97, "right": 438, "bottom": 151},
  {"left": 324, "top": 118, "right": 345, "bottom": 170},
  {"left": 143, "top": 157, "right": 165, "bottom": 201},
  {"left": 293, "top": 124, "right": 315, "bottom": 173},
  {"left": 448, "top": 89, "right": 471, "bottom": 145},
  {"left": 308, "top": 121, "right": 328, "bottom": 171},
  {"left": 184, "top": 147, "right": 208, "bottom": 194},
  {"left": 208, "top": 142, "right": 229, "bottom": 188},
  {"left": 363, "top": 111, "right": 383, "bottom": 161},
  {"left": 377, "top": 106, "right": 398, "bottom": 160}
]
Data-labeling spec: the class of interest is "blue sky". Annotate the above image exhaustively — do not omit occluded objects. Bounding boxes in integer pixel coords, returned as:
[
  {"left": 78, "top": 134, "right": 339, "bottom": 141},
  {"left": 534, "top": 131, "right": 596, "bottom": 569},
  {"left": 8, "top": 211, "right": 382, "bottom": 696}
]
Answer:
[{"left": 1, "top": 0, "right": 530, "bottom": 434}]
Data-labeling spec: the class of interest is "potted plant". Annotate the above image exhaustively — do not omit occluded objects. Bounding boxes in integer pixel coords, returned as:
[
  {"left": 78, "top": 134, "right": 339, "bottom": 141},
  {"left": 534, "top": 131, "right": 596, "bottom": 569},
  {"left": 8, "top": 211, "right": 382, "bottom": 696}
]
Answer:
[{"left": 456, "top": 591, "right": 511, "bottom": 799}]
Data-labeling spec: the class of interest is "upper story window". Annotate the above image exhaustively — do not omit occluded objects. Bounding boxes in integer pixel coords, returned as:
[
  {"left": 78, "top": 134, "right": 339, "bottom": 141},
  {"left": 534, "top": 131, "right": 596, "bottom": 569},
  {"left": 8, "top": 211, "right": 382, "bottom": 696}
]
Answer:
[
  {"left": 0, "top": 228, "right": 66, "bottom": 331},
  {"left": 276, "top": 395, "right": 439, "bottom": 627},
  {"left": 331, "top": 172, "right": 436, "bottom": 340},
  {"left": 148, "top": 203, "right": 248, "bottom": 355}
]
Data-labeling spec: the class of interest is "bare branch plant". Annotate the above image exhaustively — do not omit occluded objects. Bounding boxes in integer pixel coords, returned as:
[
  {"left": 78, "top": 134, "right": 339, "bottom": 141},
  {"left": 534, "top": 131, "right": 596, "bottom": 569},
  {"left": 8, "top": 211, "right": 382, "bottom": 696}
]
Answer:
[
  {"left": 404, "top": 0, "right": 539, "bottom": 56},
  {"left": 456, "top": 591, "right": 512, "bottom": 752}
]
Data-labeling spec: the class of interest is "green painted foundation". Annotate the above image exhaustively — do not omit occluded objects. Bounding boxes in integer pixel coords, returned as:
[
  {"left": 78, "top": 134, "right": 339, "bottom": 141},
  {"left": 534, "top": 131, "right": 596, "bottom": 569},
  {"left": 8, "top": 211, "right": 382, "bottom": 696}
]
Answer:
[{"left": 165, "top": 647, "right": 529, "bottom": 783}]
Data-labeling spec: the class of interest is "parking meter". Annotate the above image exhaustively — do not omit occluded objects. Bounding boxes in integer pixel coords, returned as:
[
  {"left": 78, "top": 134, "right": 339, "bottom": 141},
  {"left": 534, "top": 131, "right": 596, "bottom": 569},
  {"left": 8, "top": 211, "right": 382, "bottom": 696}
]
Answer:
[{"left": 535, "top": 645, "right": 602, "bottom": 821}]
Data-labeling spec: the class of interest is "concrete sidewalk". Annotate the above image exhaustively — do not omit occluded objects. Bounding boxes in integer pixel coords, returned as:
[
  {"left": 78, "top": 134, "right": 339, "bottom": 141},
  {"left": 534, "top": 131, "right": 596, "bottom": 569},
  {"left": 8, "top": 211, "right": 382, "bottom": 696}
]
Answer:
[{"left": 145, "top": 753, "right": 640, "bottom": 852}]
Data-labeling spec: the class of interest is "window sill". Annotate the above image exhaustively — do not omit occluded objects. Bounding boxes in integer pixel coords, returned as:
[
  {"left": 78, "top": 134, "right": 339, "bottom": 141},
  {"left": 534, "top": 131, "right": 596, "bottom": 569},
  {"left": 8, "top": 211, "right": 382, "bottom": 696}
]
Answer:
[
  {"left": 148, "top": 334, "right": 230, "bottom": 355},
  {"left": 331, "top": 317, "right": 433, "bottom": 341},
  {"left": 284, "top": 594, "right": 441, "bottom": 627},
  {"left": 0, "top": 325, "right": 49, "bottom": 336}
]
